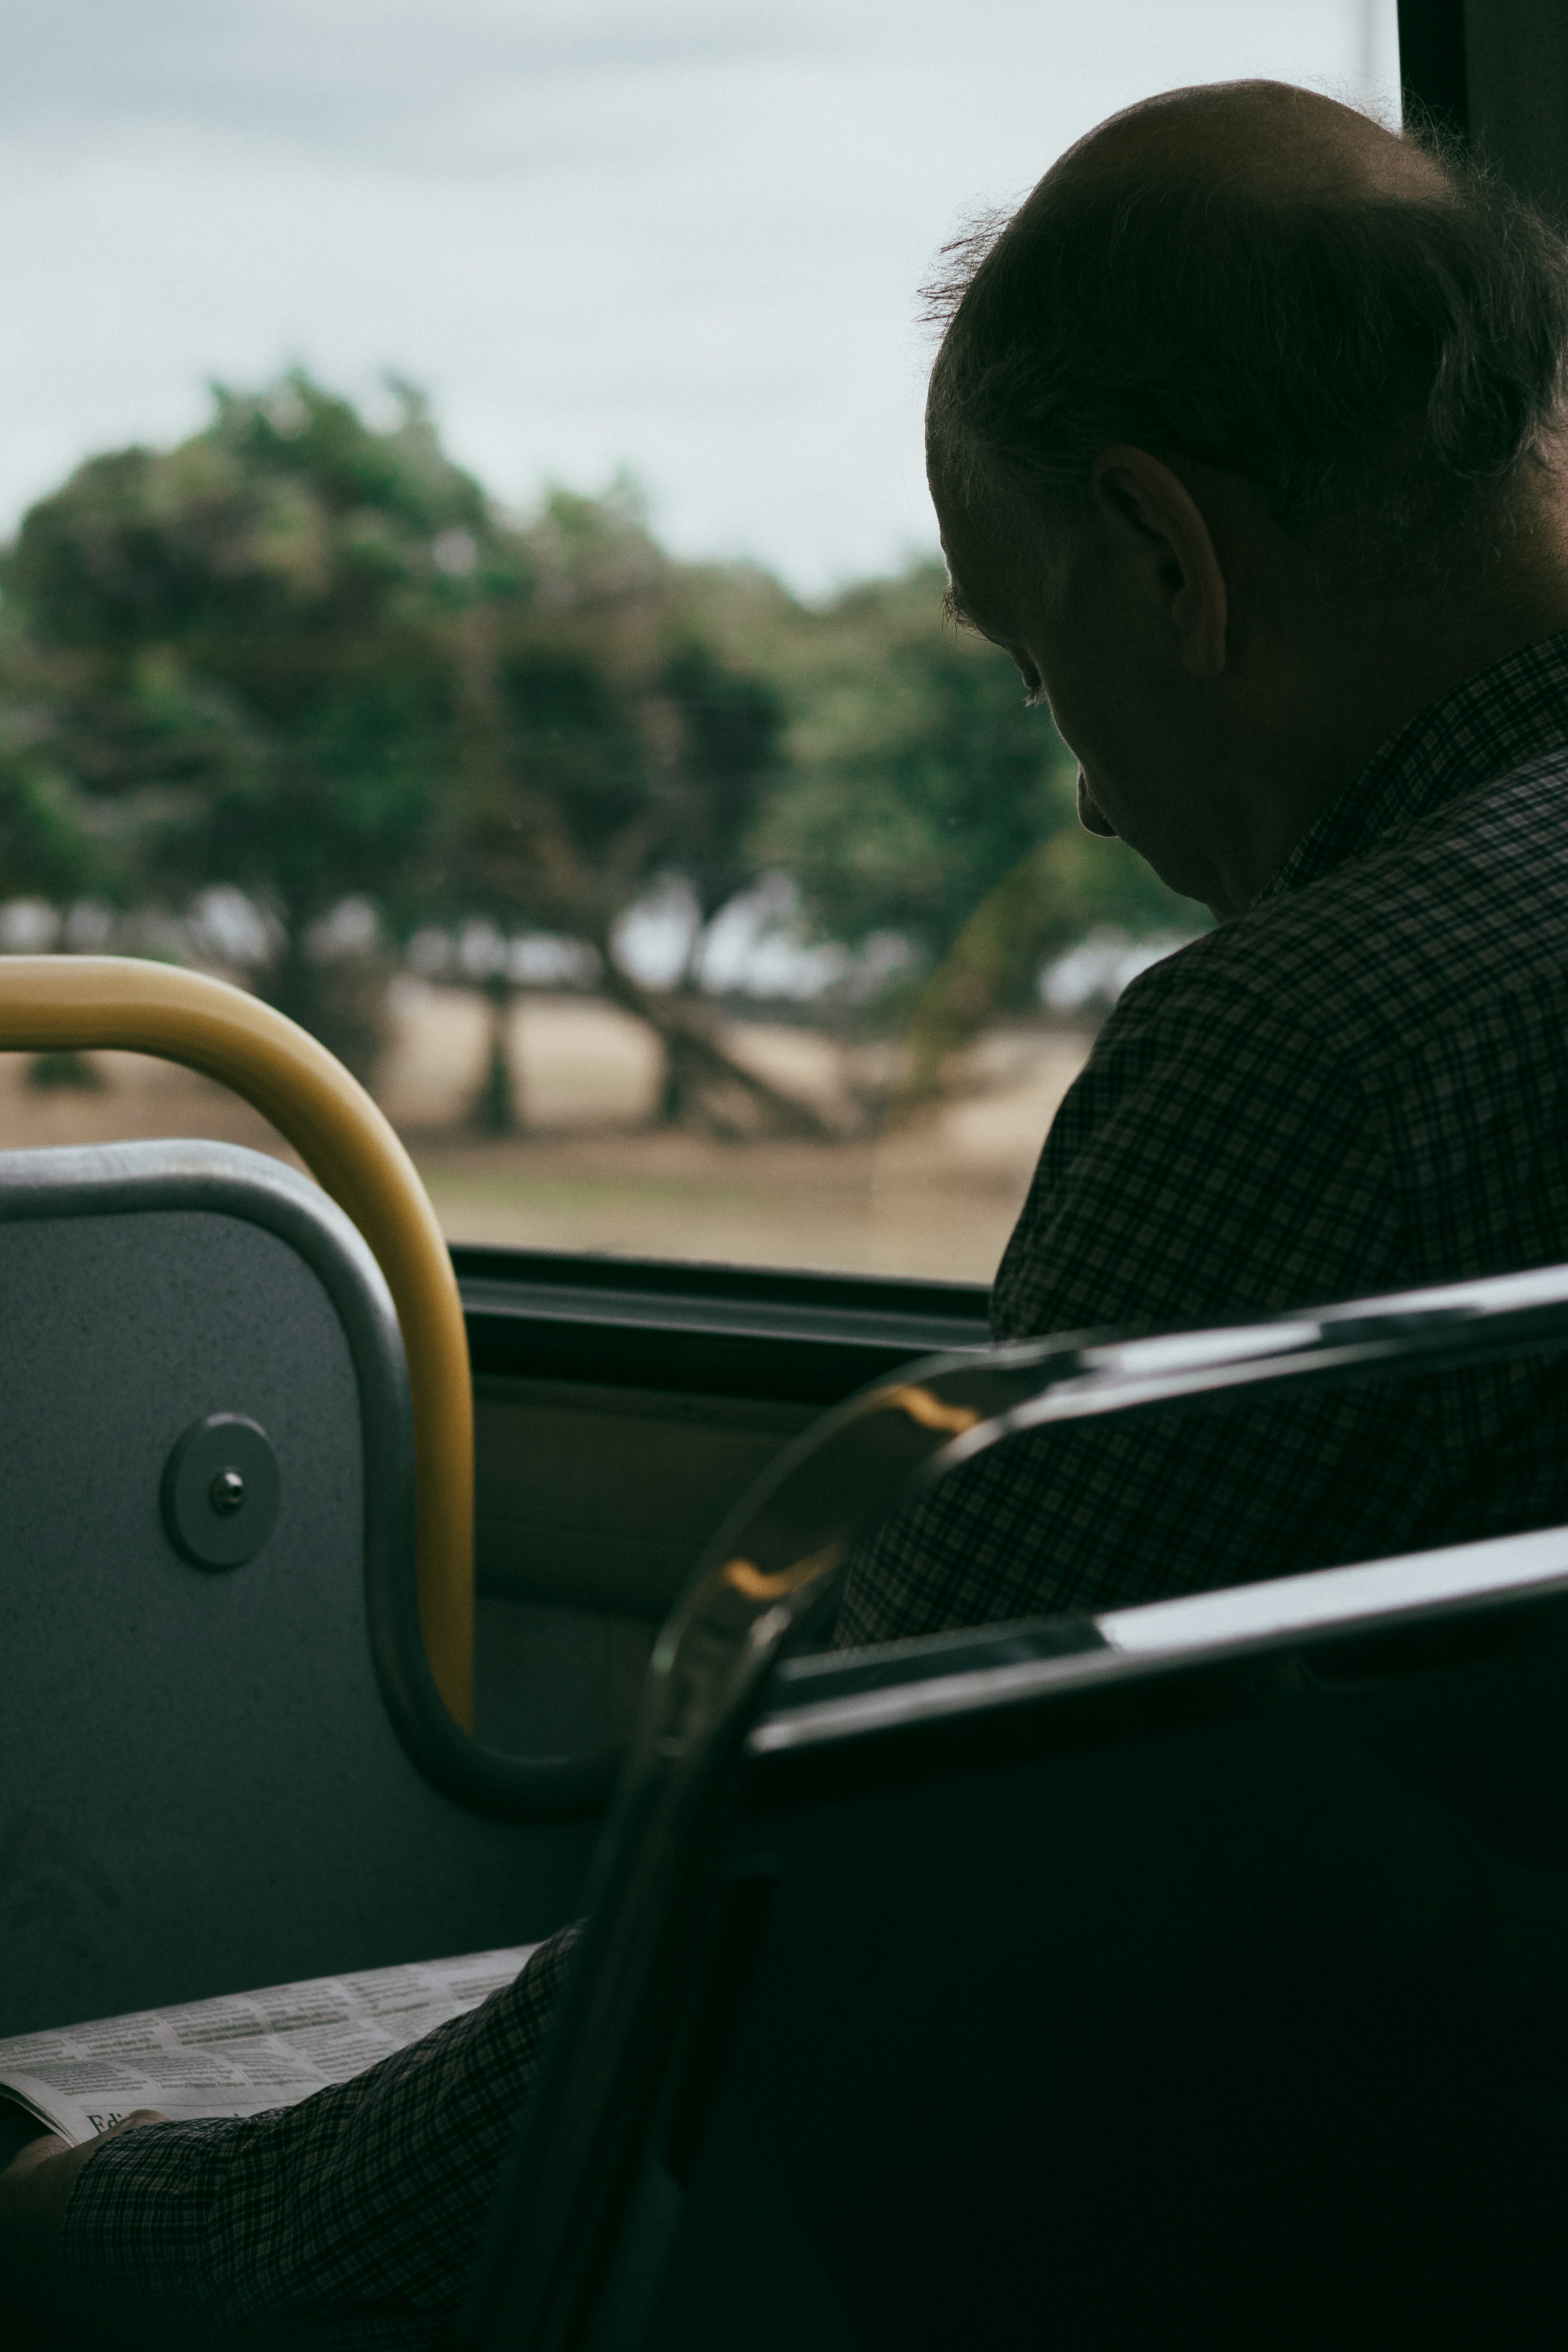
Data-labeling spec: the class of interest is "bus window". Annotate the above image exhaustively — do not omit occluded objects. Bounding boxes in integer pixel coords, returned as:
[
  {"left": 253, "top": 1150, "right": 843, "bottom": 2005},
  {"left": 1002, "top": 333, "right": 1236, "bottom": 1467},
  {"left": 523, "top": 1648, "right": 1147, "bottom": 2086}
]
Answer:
[{"left": 0, "top": 1, "right": 1399, "bottom": 1284}]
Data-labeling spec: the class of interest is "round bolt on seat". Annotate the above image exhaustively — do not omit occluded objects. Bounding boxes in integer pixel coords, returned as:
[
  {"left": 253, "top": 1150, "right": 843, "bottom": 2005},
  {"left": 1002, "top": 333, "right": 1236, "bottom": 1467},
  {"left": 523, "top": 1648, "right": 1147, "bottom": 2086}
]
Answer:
[{"left": 163, "top": 1413, "right": 280, "bottom": 1570}]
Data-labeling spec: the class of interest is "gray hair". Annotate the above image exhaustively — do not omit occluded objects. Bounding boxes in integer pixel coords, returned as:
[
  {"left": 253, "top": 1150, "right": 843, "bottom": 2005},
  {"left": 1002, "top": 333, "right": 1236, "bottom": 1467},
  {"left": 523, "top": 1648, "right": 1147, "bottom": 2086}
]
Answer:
[{"left": 925, "top": 142, "right": 1568, "bottom": 600}]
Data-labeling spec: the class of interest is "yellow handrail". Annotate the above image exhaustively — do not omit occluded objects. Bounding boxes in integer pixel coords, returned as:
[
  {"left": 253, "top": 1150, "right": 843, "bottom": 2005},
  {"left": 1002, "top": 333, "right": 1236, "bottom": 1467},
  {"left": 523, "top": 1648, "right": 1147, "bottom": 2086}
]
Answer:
[{"left": 0, "top": 956, "right": 473, "bottom": 1728}]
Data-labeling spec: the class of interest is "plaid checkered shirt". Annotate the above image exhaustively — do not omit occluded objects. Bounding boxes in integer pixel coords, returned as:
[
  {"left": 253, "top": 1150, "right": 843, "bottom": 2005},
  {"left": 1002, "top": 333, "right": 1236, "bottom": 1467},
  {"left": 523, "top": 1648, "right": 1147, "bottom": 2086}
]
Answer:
[
  {"left": 56, "top": 628, "right": 1568, "bottom": 2339},
  {"left": 836, "top": 625, "right": 1568, "bottom": 1642},
  {"left": 60, "top": 1927, "right": 581, "bottom": 2346}
]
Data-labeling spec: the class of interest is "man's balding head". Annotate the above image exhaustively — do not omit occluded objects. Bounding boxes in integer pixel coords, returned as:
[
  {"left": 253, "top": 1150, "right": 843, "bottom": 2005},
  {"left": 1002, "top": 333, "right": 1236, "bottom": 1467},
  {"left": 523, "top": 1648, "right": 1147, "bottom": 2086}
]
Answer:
[
  {"left": 924, "top": 82, "right": 1568, "bottom": 919},
  {"left": 927, "top": 79, "right": 1568, "bottom": 600},
  {"left": 1047, "top": 78, "right": 1439, "bottom": 203}
]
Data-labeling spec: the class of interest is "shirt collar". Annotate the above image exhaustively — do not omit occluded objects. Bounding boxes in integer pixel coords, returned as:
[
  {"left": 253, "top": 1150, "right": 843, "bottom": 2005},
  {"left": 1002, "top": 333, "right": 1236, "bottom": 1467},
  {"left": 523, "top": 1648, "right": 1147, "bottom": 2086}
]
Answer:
[{"left": 1255, "top": 626, "right": 1568, "bottom": 905}]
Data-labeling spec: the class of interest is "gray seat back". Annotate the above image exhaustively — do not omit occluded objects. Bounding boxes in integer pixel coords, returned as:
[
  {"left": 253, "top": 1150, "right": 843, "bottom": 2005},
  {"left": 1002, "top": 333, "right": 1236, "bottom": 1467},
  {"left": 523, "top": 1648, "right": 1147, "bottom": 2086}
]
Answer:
[
  {"left": 0, "top": 1138, "right": 592, "bottom": 2037},
  {"left": 466, "top": 1257, "right": 1568, "bottom": 2349}
]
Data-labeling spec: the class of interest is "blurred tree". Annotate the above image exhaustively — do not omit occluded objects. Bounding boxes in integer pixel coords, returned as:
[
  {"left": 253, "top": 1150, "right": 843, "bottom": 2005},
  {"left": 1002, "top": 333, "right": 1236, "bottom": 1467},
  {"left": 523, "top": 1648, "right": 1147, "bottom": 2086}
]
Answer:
[
  {"left": 2, "top": 420, "right": 817, "bottom": 1128},
  {"left": 444, "top": 583, "right": 823, "bottom": 1136},
  {"left": 652, "top": 641, "right": 787, "bottom": 1120},
  {"left": 0, "top": 645, "right": 115, "bottom": 1088},
  {"left": 659, "top": 640, "right": 785, "bottom": 972},
  {"left": 759, "top": 566, "right": 1071, "bottom": 959},
  {"left": 0, "top": 741, "right": 100, "bottom": 912},
  {"left": 0, "top": 373, "right": 504, "bottom": 1078},
  {"left": 0, "top": 390, "right": 1206, "bottom": 1139},
  {"left": 890, "top": 822, "right": 1201, "bottom": 1109},
  {"left": 440, "top": 604, "right": 653, "bottom": 1133},
  {"left": 0, "top": 589, "right": 112, "bottom": 909},
  {"left": 752, "top": 558, "right": 1205, "bottom": 1106}
]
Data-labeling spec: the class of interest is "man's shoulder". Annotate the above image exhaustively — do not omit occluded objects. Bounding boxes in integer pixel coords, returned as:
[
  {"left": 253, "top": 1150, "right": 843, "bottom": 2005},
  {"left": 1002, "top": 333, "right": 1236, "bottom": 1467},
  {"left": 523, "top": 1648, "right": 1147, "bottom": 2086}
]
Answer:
[{"left": 1109, "top": 745, "right": 1568, "bottom": 1063}]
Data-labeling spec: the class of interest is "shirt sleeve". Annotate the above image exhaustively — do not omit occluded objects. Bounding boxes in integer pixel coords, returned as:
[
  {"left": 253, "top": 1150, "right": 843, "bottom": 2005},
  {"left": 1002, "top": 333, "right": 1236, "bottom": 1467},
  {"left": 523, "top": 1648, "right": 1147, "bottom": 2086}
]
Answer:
[
  {"left": 62, "top": 1922, "right": 581, "bottom": 2347},
  {"left": 834, "top": 960, "right": 1430, "bottom": 1644}
]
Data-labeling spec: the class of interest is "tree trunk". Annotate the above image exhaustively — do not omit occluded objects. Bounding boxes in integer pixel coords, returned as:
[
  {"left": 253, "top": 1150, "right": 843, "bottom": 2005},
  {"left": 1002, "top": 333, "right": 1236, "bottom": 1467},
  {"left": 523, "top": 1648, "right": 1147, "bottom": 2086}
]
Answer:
[
  {"left": 470, "top": 977, "right": 521, "bottom": 1134},
  {"left": 883, "top": 841, "right": 1067, "bottom": 1123},
  {"left": 25, "top": 1049, "right": 104, "bottom": 1092},
  {"left": 595, "top": 958, "right": 834, "bottom": 1139},
  {"left": 265, "top": 929, "right": 391, "bottom": 1089}
]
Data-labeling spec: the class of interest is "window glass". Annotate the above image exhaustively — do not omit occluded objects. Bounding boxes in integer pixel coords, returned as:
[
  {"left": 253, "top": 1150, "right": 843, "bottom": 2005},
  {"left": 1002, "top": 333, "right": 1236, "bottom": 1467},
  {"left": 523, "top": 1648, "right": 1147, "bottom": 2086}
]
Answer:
[{"left": 0, "top": 0, "right": 1400, "bottom": 1281}]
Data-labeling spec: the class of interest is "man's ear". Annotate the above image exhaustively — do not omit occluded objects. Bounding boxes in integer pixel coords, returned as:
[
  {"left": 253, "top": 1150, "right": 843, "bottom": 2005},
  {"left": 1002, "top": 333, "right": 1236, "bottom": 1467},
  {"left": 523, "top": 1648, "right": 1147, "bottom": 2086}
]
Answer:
[{"left": 1091, "top": 445, "right": 1227, "bottom": 680}]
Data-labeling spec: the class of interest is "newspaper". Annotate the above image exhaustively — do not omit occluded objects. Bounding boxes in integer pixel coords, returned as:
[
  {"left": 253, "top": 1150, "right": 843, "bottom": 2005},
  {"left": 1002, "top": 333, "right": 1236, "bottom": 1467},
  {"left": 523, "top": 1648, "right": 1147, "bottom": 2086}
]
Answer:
[{"left": 0, "top": 1945, "right": 537, "bottom": 2146}]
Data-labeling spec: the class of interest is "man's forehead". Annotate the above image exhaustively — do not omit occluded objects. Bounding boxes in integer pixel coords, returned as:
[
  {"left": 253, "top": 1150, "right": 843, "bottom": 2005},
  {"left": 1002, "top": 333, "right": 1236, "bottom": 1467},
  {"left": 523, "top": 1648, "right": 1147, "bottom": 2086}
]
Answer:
[
  {"left": 938, "top": 512, "right": 1023, "bottom": 638},
  {"left": 940, "top": 554, "right": 990, "bottom": 634},
  {"left": 936, "top": 499, "right": 1002, "bottom": 622}
]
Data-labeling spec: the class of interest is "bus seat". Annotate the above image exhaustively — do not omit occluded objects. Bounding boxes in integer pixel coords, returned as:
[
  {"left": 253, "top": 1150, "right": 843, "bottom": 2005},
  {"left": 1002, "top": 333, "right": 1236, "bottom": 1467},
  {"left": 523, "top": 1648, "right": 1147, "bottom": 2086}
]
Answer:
[
  {"left": 638, "top": 1589, "right": 1568, "bottom": 2349},
  {"left": 466, "top": 1262, "right": 1568, "bottom": 2350},
  {"left": 0, "top": 1137, "right": 595, "bottom": 2039}
]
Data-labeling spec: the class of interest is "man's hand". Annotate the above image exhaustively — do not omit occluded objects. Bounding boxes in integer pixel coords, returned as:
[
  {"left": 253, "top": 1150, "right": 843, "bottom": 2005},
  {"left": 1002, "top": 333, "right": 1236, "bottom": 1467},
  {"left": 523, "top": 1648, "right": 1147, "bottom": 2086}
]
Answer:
[{"left": 0, "top": 2110, "right": 168, "bottom": 2274}]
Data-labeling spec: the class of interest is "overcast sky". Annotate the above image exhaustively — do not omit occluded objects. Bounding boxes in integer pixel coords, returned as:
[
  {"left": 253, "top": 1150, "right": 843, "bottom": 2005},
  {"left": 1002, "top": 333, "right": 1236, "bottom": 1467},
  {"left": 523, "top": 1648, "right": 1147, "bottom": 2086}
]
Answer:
[{"left": 0, "top": 0, "right": 1400, "bottom": 594}]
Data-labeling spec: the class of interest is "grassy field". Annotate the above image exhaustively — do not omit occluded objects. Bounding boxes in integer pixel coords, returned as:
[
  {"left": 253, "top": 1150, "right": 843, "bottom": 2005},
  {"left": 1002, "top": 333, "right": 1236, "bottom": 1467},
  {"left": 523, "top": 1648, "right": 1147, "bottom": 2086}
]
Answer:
[{"left": 0, "top": 982, "right": 1091, "bottom": 1285}]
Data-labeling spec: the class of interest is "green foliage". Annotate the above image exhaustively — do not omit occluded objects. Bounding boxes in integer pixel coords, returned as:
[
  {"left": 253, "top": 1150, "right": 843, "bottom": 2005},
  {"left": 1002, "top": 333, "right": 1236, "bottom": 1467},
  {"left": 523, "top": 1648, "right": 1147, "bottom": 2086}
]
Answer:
[
  {"left": 0, "top": 740, "right": 101, "bottom": 906},
  {"left": 438, "top": 546, "right": 797, "bottom": 1126},
  {"left": 763, "top": 571, "right": 1070, "bottom": 954},
  {"left": 893, "top": 826, "right": 1199, "bottom": 1101},
  {"left": 25, "top": 1048, "right": 104, "bottom": 1092},
  {"left": 446, "top": 617, "right": 656, "bottom": 942},
  {"left": 0, "top": 374, "right": 1207, "bottom": 1121},
  {"left": 0, "top": 373, "right": 505, "bottom": 1072},
  {"left": 754, "top": 557, "right": 1203, "bottom": 1022},
  {"left": 659, "top": 642, "right": 785, "bottom": 944}
]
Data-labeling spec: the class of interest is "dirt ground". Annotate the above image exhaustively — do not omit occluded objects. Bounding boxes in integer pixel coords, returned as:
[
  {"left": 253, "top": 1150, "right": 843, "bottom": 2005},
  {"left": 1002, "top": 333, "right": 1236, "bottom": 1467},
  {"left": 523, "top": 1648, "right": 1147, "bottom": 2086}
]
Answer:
[{"left": 0, "top": 981, "right": 1092, "bottom": 1284}]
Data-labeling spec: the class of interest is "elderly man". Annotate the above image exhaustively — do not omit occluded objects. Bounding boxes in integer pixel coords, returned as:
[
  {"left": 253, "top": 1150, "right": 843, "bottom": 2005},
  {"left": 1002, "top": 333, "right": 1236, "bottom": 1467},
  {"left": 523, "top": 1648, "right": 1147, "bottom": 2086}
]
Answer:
[
  {"left": 837, "top": 78, "right": 1568, "bottom": 1641},
  {"left": 11, "top": 75, "right": 1568, "bottom": 2346}
]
